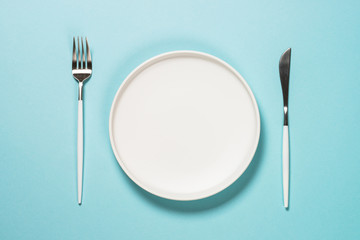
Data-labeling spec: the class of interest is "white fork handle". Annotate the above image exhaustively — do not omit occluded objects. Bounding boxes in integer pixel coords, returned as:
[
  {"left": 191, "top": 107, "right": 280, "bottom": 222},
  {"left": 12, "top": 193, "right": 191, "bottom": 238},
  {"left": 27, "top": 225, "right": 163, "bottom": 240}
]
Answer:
[
  {"left": 77, "top": 99, "right": 83, "bottom": 205},
  {"left": 282, "top": 125, "right": 289, "bottom": 208}
]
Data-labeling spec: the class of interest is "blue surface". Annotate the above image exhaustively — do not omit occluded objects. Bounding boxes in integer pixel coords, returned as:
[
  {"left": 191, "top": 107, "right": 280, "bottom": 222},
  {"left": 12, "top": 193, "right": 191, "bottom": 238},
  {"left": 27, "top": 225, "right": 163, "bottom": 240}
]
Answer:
[{"left": 1, "top": 0, "right": 360, "bottom": 239}]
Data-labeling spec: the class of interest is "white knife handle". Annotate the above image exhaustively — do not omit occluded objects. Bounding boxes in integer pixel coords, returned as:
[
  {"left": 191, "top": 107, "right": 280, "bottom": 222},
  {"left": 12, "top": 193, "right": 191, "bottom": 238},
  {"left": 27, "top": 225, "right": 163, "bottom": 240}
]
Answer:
[
  {"left": 282, "top": 125, "right": 289, "bottom": 208},
  {"left": 77, "top": 99, "right": 83, "bottom": 205}
]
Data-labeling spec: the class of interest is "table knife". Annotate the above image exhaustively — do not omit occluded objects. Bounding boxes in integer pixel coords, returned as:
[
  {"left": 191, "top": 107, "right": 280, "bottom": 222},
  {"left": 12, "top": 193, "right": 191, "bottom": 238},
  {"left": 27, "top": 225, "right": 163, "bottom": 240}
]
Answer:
[{"left": 279, "top": 48, "right": 291, "bottom": 209}]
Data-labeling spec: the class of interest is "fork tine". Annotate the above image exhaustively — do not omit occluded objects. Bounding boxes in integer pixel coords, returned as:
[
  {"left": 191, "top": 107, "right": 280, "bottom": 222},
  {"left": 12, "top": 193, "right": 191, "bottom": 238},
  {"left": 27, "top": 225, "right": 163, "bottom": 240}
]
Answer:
[
  {"left": 81, "top": 37, "right": 85, "bottom": 69},
  {"left": 72, "top": 37, "right": 77, "bottom": 69},
  {"left": 77, "top": 37, "right": 81, "bottom": 69},
  {"left": 86, "top": 37, "right": 92, "bottom": 69}
]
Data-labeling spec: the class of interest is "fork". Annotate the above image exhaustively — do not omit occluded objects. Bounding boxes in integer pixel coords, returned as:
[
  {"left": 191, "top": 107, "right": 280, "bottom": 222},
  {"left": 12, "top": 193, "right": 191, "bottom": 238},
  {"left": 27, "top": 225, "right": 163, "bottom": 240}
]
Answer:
[{"left": 72, "top": 37, "right": 92, "bottom": 205}]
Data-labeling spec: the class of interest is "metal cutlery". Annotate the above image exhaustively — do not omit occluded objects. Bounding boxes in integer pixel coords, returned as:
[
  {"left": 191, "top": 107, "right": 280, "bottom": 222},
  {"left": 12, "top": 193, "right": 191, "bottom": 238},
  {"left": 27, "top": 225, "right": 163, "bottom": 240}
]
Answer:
[
  {"left": 72, "top": 37, "right": 92, "bottom": 205},
  {"left": 279, "top": 48, "right": 291, "bottom": 209}
]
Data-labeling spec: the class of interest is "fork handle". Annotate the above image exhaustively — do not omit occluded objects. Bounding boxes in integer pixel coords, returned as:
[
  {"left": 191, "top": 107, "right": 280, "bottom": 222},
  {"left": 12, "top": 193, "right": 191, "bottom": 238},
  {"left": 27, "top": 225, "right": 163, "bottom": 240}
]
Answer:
[
  {"left": 282, "top": 125, "right": 289, "bottom": 208},
  {"left": 77, "top": 97, "right": 83, "bottom": 205}
]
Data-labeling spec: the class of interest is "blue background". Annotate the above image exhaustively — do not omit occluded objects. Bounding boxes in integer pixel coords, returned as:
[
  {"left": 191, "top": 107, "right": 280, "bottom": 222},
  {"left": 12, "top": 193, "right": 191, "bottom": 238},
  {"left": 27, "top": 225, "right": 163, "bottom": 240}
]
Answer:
[{"left": 1, "top": 0, "right": 359, "bottom": 239}]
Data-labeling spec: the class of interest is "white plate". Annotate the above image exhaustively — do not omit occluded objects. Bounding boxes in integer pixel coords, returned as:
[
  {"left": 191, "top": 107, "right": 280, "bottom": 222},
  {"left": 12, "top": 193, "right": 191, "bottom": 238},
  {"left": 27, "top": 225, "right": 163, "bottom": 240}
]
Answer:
[{"left": 109, "top": 51, "right": 260, "bottom": 201}]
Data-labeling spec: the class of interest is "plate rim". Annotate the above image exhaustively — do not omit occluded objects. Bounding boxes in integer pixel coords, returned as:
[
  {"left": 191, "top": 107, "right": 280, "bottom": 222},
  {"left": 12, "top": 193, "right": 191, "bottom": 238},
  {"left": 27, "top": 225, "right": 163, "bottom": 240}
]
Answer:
[{"left": 109, "top": 50, "right": 261, "bottom": 201}]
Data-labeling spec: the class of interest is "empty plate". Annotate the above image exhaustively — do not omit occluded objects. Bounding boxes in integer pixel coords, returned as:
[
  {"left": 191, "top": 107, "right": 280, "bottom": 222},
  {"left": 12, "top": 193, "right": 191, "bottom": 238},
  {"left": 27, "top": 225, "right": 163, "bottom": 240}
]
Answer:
[{"left": 109, "top": 51, "right": 260, "bottom": 200}]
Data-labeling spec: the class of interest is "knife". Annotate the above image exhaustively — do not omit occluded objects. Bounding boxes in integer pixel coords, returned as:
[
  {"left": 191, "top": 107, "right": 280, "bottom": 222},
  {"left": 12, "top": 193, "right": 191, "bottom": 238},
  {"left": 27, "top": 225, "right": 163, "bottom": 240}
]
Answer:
[{"left": 279, "top": 48, "right": 291, "bottom": 209}]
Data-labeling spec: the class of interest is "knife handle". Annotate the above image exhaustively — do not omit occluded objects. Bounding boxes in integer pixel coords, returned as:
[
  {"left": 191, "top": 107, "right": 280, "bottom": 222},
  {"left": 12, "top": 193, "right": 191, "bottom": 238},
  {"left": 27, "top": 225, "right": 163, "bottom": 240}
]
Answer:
[{"left": 282, "top": 125, "right": 289, "bottom": 208}]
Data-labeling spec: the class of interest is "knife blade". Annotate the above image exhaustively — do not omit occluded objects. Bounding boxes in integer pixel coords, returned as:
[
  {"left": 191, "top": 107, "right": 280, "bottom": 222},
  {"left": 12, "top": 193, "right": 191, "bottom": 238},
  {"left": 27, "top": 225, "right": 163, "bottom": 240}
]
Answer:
[{"left": 279, "top": 48, "right": 291, "bottom": 209}]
